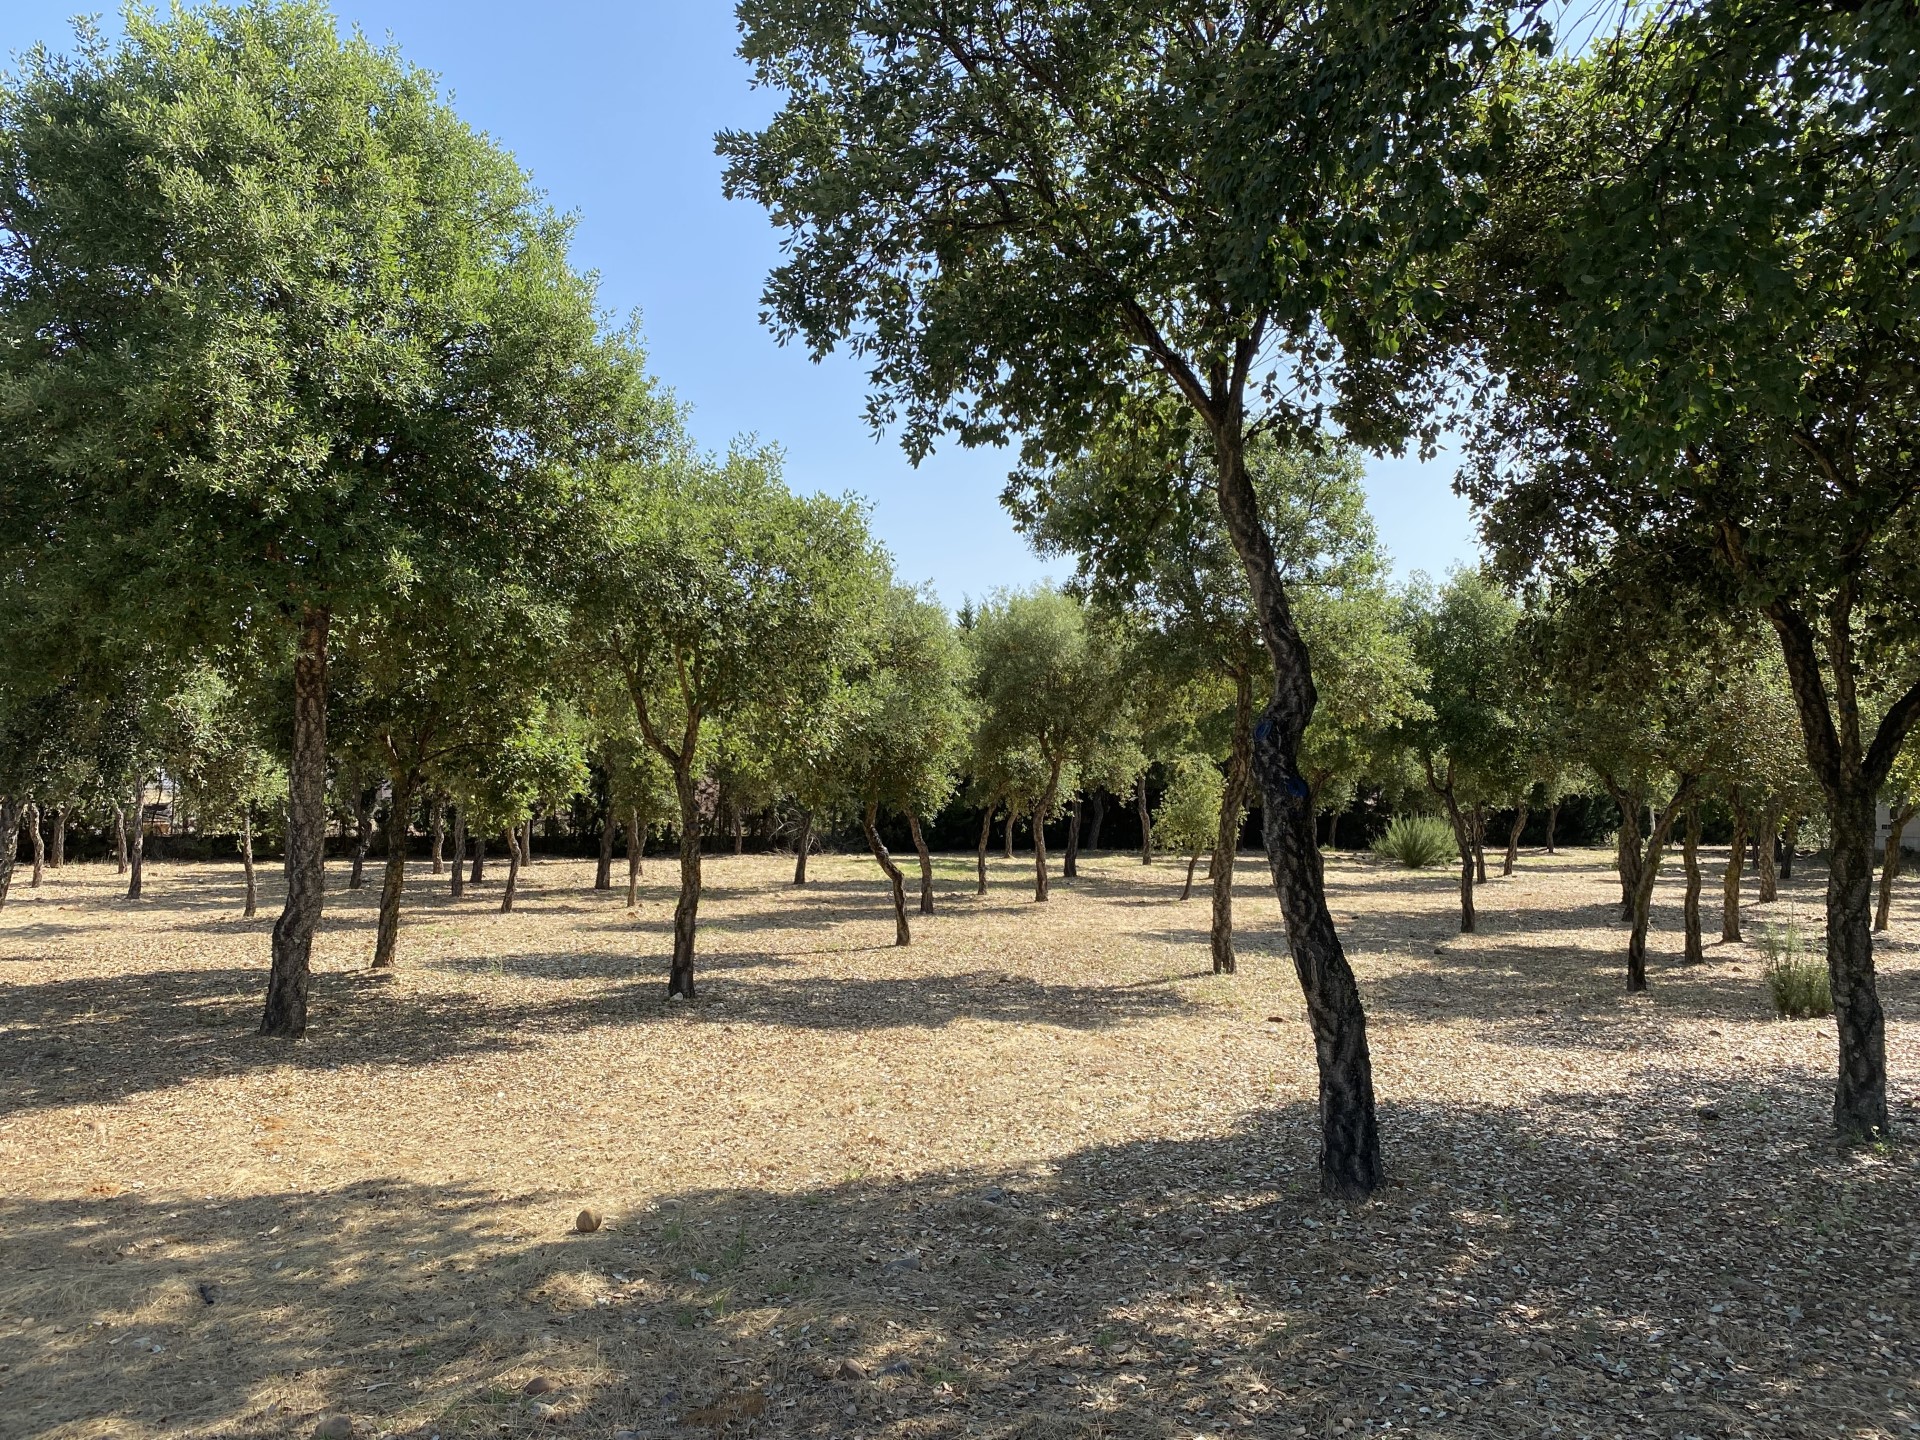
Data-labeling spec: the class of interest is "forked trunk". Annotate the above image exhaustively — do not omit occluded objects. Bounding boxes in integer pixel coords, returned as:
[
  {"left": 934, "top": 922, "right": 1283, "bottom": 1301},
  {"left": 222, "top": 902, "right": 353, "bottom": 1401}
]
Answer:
[
  {"left": 975, "top": 799, "right": 995, "bottom": 894},
  {"left": 1757, "top": 805, "right": 1780, "bottom": 903},
  {"left": 1086, "top": 790, "right": 1106, "bottom": 852},
  {"left": 1137, "top": 778, "right": 1153, "bottom": 864},
  {"left": 1627, "top": 776, "right": 1695, "bottom": 992},
  {"left": 348, "top": 790, "right": 373, "bottom": 889},
  {"left": 1503, "top": 805, "right": 1528, "bottom": 877},
  {"left": 0, "top": 799, "right": 21, "bottom": 907},
  {"left": 1723, "top": 800, "right": 1747, "bottom": 943},
  {"left": 793, "top": 808, "right": 813, "bottom": 885},
  {"left": 1682, "top": 804, "right": 1704, "bottom": 964},
  {"left": 1181, "top": 852, "right": 1200, "bottom": 902},
  {"left": 595, "top": 806, "right": 615, "bottom": 890},
  {"left": 27, "top": 804, "right": 44, "bottom": 887},
  {"left": 1210, "top": 671, "right": 1254, "bottom": 975},
  {"left": 114, "top": 805, "right": 128, "bottom": 873},
  {"left": 863, "top": 800, "right": 911, "bottom": 946},
  {"left": 50, "top": 804, "right": 66, "bottom": 868},
  {"left": 908, "top": 814, "right": 935, "bottom": 914},
  {"left": 1875, "top": 805, "right": 1914, "bottom": 933},
  {"left": 126, "top": 783, "right": 146, "bottom": 900},
  {"left": 627, "top": 808, "right": 643, "bottom": 910},
  {"left": 1214, "top": 429, "right": 1379, "bottom": 1199},
  {"left": 499, "top": 826, "right": 521, "bottom": 914},
  {"left": 1064, "top": 796, "right": 1081, "bottom": 879},
  {"left": 669, "top": 768, "right": 701, "bottom": 997},
  {"left": 261, "top": 606, "right": 330, "bottom": 1038},
  {"left": 241, "top": 811, "right": 257, "bottom": 919},
  {"left": 449, "top": 809, "right": 467, "bottom": 898},
  {"left": 429, "top": 796, "right": 445, "bottom": 875},
  {"left": 373, "top": 779, "right": 414, "bottom": 967},
  {"left": 1033, "top": 763, "right": 1062, "bottom": 902}
]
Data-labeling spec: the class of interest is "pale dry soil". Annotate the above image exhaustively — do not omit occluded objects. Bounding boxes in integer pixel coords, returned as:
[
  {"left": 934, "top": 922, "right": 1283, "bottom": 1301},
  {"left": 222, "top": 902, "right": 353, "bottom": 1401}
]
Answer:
[{"left": 0, "top": 847, "right": 1915, "bottom": 1440}]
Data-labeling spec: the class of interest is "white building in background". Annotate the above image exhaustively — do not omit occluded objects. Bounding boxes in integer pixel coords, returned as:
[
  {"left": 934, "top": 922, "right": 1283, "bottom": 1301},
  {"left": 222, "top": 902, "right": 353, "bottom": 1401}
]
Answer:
[{"left": 1877, "top": 800, "right": 1918, "bottom": 855}]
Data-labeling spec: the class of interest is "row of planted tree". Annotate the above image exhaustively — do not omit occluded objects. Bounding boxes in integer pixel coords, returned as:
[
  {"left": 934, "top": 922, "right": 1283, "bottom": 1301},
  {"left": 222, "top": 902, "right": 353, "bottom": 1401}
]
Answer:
[{"left": 3, "top": 0, "right": 1913, "bottom": 1199}]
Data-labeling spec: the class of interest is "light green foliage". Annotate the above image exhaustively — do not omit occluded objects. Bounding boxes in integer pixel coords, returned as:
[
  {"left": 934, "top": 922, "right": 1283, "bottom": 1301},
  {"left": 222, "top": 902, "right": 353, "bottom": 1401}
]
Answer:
[
  {"left": 1398, "top": 570, "right": 1523, "bottom": 806},
  {"left": 835, "top": 584, "right": 969, "bottom": 823},
  {"left": 449, "top": 699, "right": 588, "bottom": 839},
  {"left": 1760, "top": 924, "right": 1833, "bottom": 1021},
  {"left": 1371, "top": 815, "right": 1456, "bottom": 870},
  {"left": 1152, "top": 755, "right": 1224, "bottom": 860},
  {"left": 159, "top": 667, "right": 286, "bottom": 835}
]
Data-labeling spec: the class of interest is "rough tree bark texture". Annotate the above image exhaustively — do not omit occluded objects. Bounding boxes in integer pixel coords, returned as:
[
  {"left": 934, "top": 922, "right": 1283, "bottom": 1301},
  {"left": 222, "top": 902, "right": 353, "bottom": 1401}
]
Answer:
[
  {"left": 1607, "top": 783, "right": 1644, "bottom": 922},
  {"left": 50, "top": 803, "right": 66, "bottom": 868},
  {"left": 863, "top": 801, "right": 911, "bottom": 946},
  {"left": 27, "top": 804, "right": 44, "bottom": 887},
  {"left": 261, "top": 606, "right": 329, "bottom": 1039},
  {"left": 125, "top": 783, "right": 146, "bottom": 900},
  {"left": 1428, "top": 762, "right": 1475, "bottom": 935},
  {"left": 1003, "top": 809, "right": 1015, "bottom": 860},
  {"left": 1757, "top": 806, "right": 1781, "bottom": 903},
  {"left": 1210, "top": 672, "right": 1254, "bottom": 975},
  {"left": 499, "top": 827, "right": 521, "bottom": 914},
  {"left": 1214, "top": 433, "right": 1380, "bottom": 1199},
  {"left": 1064, "top": 797, "right": 1080, "bottom": 880},
  {"left": 793, "top": 808, "right": 813, "bottom": 885},
  {"left": 114, "top": 805, "right": 127, "bottom": 874},
  {"left": 1503, "top": 804, "right": 1528, "bottom": 877},
  {"left": 1682, "top": 804, "right": 1704, "bottom": 965},
  {"left": 1780, "top": 817, "right": 1799, "bottom": 881},
  {"left": 1875, "top": 806, "right": 1914, "bottom": 932},
  {"left": 373, "top": 781, "right": 413, "bottom": 967},
  {"left": 1086, "top": 790, "right": 1106, "bottom": 852},
  {"left": 1033, "top": 765, "right": 1062, "bottom": 902},
  {"left": 627, "top": 809, "right": 642, "bottom": 910},
  {"left": 1137, "top": 780, "right": 1153, "bottom": 865},
  {"left": 975, "top": 801, "right": 995, "bottom": 895},
  {"left": 348, "top": 789, "right": 373, "bottom": 890},
  {"left": 240, "top": 811, "right": 258, "bottom": 919},
  {"left": 1471, "top": 804, "right": 1489, "bottom": 885},
  {"left": 732, "top": 808, "right": 744, "bottom": 857},
  {"left": 1180, "top": 853, "right": 1201, "bottom": 902},
  {"left": 0, "top": 800, "right": 21, "bottom": 908},
  {"left": 908, "top": 814, "right": 935, "bottom": 915},
  {"left": 1826, "top": 786, "right": 1888, "bottom": 1136},
  {"left": 470, "top": 836, "right": 486, "bottom": 885},
  {"left": 1627, "top": 778, "right": 1695, "bottom": 992},
  {"left": 595, "top": 806, "right": 616, "bottom": 890},
  {"left": 669, "top": 770, "right": 701, "bottom": 997},
  {"left": 1723, "top": 802, "right": 1747, "bottom": 943},
  {"left": 449, "top": 809, "right": 466, "bottom": 898},
  {"left": 429, "top": 796, "right": 445, "bottom": 875}
]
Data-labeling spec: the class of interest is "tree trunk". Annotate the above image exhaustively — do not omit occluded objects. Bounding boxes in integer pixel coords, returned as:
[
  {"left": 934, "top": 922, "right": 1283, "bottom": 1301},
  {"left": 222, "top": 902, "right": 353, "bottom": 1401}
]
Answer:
[
  {"left": 1427, "top": 761, "right": 1474, "bottom": 935},
  {"left": 1502, "top": 804, "right": 1528, "bottom": 877},
  {"left": 1033, "top": 764, "right": 1062, "bottom": 902},
  {"left": 1181, "top": 852, "right": 1200, "bottom": 901},
  {"left": 261, "top": 605, "right": 329, "bottom": 1039},
  {"left": 1627, "top": 776, "right": 1695, "bottom": 992},
  {"left": 348, "top": 789, "right": 374, "bottom": 890},
  {"left": 863, "top": 800, "right": 911, "bottom": 945},
  {"left": 1327, "top": 808, "right": 1339, "bottom": 850},
  {"left": 595, "top": 804, "right": 616, "bottom": 890},
  {"left": 114, "top": 804, "right": 128, "bottom": 874},
  {"left": 450, "top": 808, "right": 467, "bottom": 898},
  {"left": 669, "top": 769, "right": 701, "bottom": 997},
  {"left": 1875, "top": 806, "right": 1913, "bottom": 932},
  {"left": 520, "top": 817, "right": 533, "bottom": 867},
  {"left": 236, "top": 809, "right": 257, "bottom": 918},
  {"left": 1214, "top": 428, "right": 1380, "bottom": 1200},
  {"left": 1471, "top": 804, "right": 1488, "bottom": 884},
  {"left": 1064, "top": 796, "right": 1081, "bottom": 879},
  {"left": 732, "top": 806, "right": 744, "bottom": 857},
  {"left": 792, "top": 807, "right": 813, "bottom": 885},
  {"left": 1757, "top": 805, "right": 1780, "bottom": 903},
  {"left": 1780, "top": 817, "right": 1798, "bottom": 880},
  {"left": 1087, "top": 790, "right": 1107, "bottom": 852},
  {"left": 429, "top": 795, "right": 445, "bottom": 875},
  {"left": 1003, "top": 807, "right": 1016, "bottom": 859},
  {"left": 499, "top": 826, "right": 521, "bottom": 913},
  {"left": 27, "top": 804, "right": 45, "bottom": 887},
  {"left": 1682, "top": 803, "right": 1704, "bottom": 964},
  {"left": 470, "top": 835, "right": 486, "bottom": 885},
  {"left": 1210, "top": 671, "right": 1254, "bottom": 975},
  {"left": 627, "top": 808, "right": 643, "bottom": 910},
  {"left": 1723, "top": 801, "right": 1747, "bottom": 943},
  {"left": 1825, "top": 784, "right": 1888, "bottom": 1137},
  {"left": 373, "top": 778, "right": 414, "bottom": 967},
  {"left": 975, "top": 799, "right": 994, "bottom": 894},
  {"left": 908, "top": 813, "right": 935, "bottom": 914},
  {"left": 0, "top": 799, "right": 21, "bottom": 907},
  {"left": 1545, "top": 801, "right": 1558, "bottom": 856},
  {"left": 50, "top": 804, "right": 67, "bottom": 868},
  {"left": 1607, "top": 782, "right": 1644, "bottom": 921},
  {"left": 126, "top": 782, "right": 146, "bottom": 900},
  {"left": 1137, "top": 776, "right": 1153, "bottom": 864}
]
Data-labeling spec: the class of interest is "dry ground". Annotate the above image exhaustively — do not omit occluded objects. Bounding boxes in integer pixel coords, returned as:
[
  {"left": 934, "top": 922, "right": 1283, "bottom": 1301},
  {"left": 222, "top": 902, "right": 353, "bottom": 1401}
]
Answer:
[{"left": 0, "top": 844, "right": 1915, "bottom": 1440}]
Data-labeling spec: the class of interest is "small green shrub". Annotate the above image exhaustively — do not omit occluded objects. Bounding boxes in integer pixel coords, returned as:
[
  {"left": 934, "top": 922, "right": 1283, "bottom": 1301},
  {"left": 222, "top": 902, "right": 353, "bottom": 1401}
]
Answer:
[
  {"left": 1760, "top": 923, "right": 1832, "bottom": 1019},
  {"left": 1371, "top": 815, "right": 1456, "bottom": 869}
]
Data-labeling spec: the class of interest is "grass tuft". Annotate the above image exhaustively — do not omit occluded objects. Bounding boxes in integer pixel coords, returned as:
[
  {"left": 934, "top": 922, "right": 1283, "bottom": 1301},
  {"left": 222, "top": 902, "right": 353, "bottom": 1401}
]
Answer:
[
  {"left": 1371, "top": 814, "right": 1456, "bottom": 869},
  {"left": 1759, "top": 922, "right": 1832, "bottom": 1019}
]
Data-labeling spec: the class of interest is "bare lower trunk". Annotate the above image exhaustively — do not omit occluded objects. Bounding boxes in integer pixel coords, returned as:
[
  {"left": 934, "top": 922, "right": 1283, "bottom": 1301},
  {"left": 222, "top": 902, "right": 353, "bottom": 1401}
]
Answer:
[
  {"left": 1826, "top": 786, "right": 1889, "bottom": 1138},
  {"left": 1215, "top": 429, "right": 1380, "bottom": 1199},
  {"left": 863, "top": 801, "right": 911, "bottom": 945},
  {"left": 908, "top": 813, "right": 935, "bottom": 914},
  {"left": 1003, "top": 808, "right": 1016, "bottom": 860},
  {"left": 1502, "top": 804, "right": 1528, "bottom": 877},
  {"left": 1627, "top": 776, "right": 1695, "bottom": 992},
  {"left": 348, "top": 790, "right": 373, "bottom": 890},
  {"left": 669, "top": 771, "right": 700, "bottom": 997},
  {"left": 1064, "top": 796, "right": 1080, "bottom": 879},
  {"left": 1545, "top": 801, "right": 1558, "bottom": 855},
  {"left": 114, "top": 805, "right": 128, "bottom": 873},
  {"left": 450, "top": 809, "right": 467, "bottom": 898},
  {"left": 1471, "top": 804, "right": 1488, "bottom": 885},
  {"left": 499, "top": 827, "right": 521, "bottom": 913},
  {"left": 627, "top": 808, "right": 643, "bottom": 910},
  {"left": 975, "top": 800, "right": 994, "bottom": 894},
  {"left": 0, "top": 800, "right": 21, "bottom": 907},
  {"left": 470, "top": 836, "right": 486, "bottom": 885},
  {"left": 1682, "top": 804, "right": 1704, "bottom": 964},
  {"left": 1327, "top": 808, "right": 1339, "bottom": 850},
  {"left": 261, "top": 605, "right": 329, "bottom": 1038},
  {"left": 792, "top": 808, "right": 813, "bottom": 885},
  {"left": 1723, "top": 803, "right": 1746, "bottom": 943},
  {"left": 1875, "top": 807, "right": 1913, "bottom": 932},
  {"left": 373, "top": 780, "right": 413, "bottom": 967},
  {"left": 1034, "top": 765, "right": 1062, "bottom": 902},
  {"left": 1757, "top": 805, "right": 1780, "bottom": 903},
  {"left": 732, "top": 807, "right": 744, "bottom": 857},
  {"left": 595, "top": 805, "right": 615, "bottom": 890},
  {"left": 126, "top": 784, "right": 146, "bottom": 900},
  {"left": 1428, "top": 762, "right": 1474, "bottom": 935},
  {"left": 429, "top": 796, "right": 445, "bottom": 875},
  {"left": 1607, "top": 782, "right": 1644, "bottom": 921},
  {"left": 1211, "top": 671, "right": 1254, "bottom": 975},
  {"left": 1780, "top": 817, "right": 1799, "bottom": 881},
  {"left": 50, "top": 804, "right": 66, "bottom": 868},
  {"left": 27, "top": 804, "right": 45, "bottom": 887},
  {"left": 241, "top": 811, "right": 257, "bottom": 919},
  {"left": 1087, "top": 790, "right": 1106, "bottom": 852},
  {"left": 521, "top": 818, "right": 533, "bottom": 867},
  {"left": 1180, "top": 852, "right": 1200, "bottom": 901},
  {"left": 1138, "top": 778, "right": 1153, "bottom": 864}
]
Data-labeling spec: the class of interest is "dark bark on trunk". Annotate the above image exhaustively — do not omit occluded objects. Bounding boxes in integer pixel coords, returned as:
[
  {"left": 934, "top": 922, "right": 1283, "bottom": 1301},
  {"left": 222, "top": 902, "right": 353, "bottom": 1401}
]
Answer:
[
  {"left": 0, "top": 800, "right": 21, "bottom": 907},
  {"left": 1180, "top": 852, "right": 1201, "bottom": 900},
  {"left": 429, "top": 796, "right": 445, "bottom": 875},
  {"left": 1427, "top": 760, "right": 1474, "bottom": 934},
  {"left": 348, "top": 790, "right": 373, "bottom": 890},
  {"left": 126, "top": 783, "right": 146, "bottom": 899},
  {"left": 1210, "top": 671, "right": 1254, "bottom": 975},
  {"left": 521, "top": 818, "right": 533, "bottom": 867},
  {"left": 470, "top": 836, "right": 486, "bottom": 886},
  {"left": 1138, "top": 778, "right": 1153, "bottom": 865},
  {"left": 261, "top": 605, "right": 329, "bottom": 1039},
  {"left": 732, "top": 807, "right": 744, "bottom": 857},
  {"left": 114, "top": 805, "right": 128, "bottom": 873},
  {"left": 908, "top": 813, "right": 935, "bottom": 914},
  {"left": 627, "top": 808, "right": 643, "bottom": 910},
  {"left": 1546, "top": 801, "right": 1558, "bottom": 856},
  {"left": 373, "top": 779, "right": 413, "bottom": 967},
  {"left": 1087, "top": 790, "right": 1107, "bottom": 852},
  {"left": 1682, "top": 804, "right": 1704, "bottom": 965},
  {"left": 499, "top": 827, "right": 521, "bottom": 914},
  {"left": 1606, "top": 781, "right": 1645, "bottom": 921},
  {"left": 450, "top": 809, "right": 466, "bottom": 898},
  {"left": 241, "top": 811, "right": 257, "bottom": 919},
  {"left": 595, "top": 805, "right": 615, "bottom": 890},
  {"left": 975, "top": 799, "right": 994, "bottom": 895},
  {"left": 1757, "top": 805, "right": 1780, "bottom": 903},
  {"left": 50, "top": 803, "right": 66, "bottom": 868},
  {"left": 863, "top": 800, "right": 911, "bottom": 946},
  {"left": 1627, "top": 776, "right": 1695, "bottom": 992},
  {"left": 793, "top": 808, "right": 813, "bottom": 885},
  {"left": 27, "top": 804, "right": 44, "bottom": 887},
  {"left": 1213, "top": 426, "right": 1380, "bottom": 1199},
  {"left": 669, "top": 771, "right": 701, "bottom": 997},
  {"left": 1064, "top": 796, "right": 1081, "bottom": 879},
  {"left": 1503, "top": 805, "right": 1528, "bottom": 877},
  {"left": 1471, "top": 804, "right": 1489, "bottom": 885},
  {"left": 1875, "top": 806, "right": 1914, "bottom": 932},
  {"left": 1003, "top": 807, "right": 1016, "bottom": 860},
  {"left": 1826, "top": 786, "right": 1888, "bottom": 1136},
  {"left": 1723, "top": 799, "right": 1747, "bottom": 943},
  {"left": 1034, "top": 764, "right": 1062, "bottom": 902},
  {"left": 1780, "top": 817, "right": 1798, "bottom": 880},
  {"left": 1328, "top": 808, "right": 1339, "bottom": 850}
]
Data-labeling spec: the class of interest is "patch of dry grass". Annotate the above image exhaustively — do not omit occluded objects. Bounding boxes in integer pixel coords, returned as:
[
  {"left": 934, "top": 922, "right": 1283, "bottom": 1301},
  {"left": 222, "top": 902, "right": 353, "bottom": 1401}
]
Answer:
[{"left": 0, "top": 846, "right": 1914, "bottom": 1439}]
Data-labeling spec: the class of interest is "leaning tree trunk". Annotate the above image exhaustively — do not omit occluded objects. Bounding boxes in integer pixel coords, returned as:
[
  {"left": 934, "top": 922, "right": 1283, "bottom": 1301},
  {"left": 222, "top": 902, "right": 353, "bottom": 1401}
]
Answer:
[
  {"left": 470, "top": 835, "right": 486, "bottom": 885},
  {"left": 1137, "top": 778, "right": 1153, "bottom": 865},
  {"left": 1723, "top": 799, "right": 1747, "bottom": 943},
  {"left": 373, "top": 779, "right": 414, "bottom": 967},
  {"left": 1427, "top": 763, "right": 1475, "bottom": 935},
  {"left": 0, "top": 799, "right": 22, "bottom": 907},
  {"left": 1214, "top": 431, "right": 1380, "bottom": 1200},
  {"left": 348, "top": 790, "right": 374, "bottom": 890},
  {"left": 975, "top": 799, "right": 995, "bottom": 895},
  {"left": 908, "top": 813, "right": 935, "bottom": 914},
  {"left": 1875, "top": 804, "right": 1915, "bottom": 932},
  {"left": 1502, "top": 804, "right": 1528, "bottom": 877},
  {"left": 792, "top": 807, "right": 813, "bottom": 885},
  {"left": 125, "top": 783, "right": 146, "bottom": 900},
  {"left": 1471, "top": 804, "right": 1489, "bottom": 885},
  {"left": 27, "top": 804, "right": 45, "bottom": 887},
  {"left": 1063, "top": 796, "right": 1081, "bottom": 880},
  {"left": 595, "top": 805, "right": 616, "bottom": 890},
  {"left": 1210, "top": 671, "right": 1254, "bottom": 975},
  {"left": 862, "top": 800, "right": 911, "bottom": 946},
  {"left": 1033, "top": 764, "right": 1062, "bottom": 902},
  {"left": 1682, "top": 803, "right": 1704, "bottom": 964},
  {"left": 499, "top": 826, "right": 521, "bottom": 914},
  {"left": 114, "top": 804, "right": 128, "bottom": 874},
  {"left": 1180, "top": 852, "right": 1201, "bottom": 901},
  {"left": 1627, "top": 777, "right": 1695, "bottom": 992},
  {"left": 1087, "top": 790, "right": 1107, "bottom": 852},
  {"left": 627, "top": 808, "right": 643, "bottom": 909},
  {"left": 429, "top": 795, "right": 446, "bottom": 875},
  {"left": 241, "top": 810, "right": 258, "bottom": 919},
  {"left": 261, "top": 605, "right": 330, "bottom": 1039},
  {"left": 669, "top": 768, "right": 702, "bottom": 997},
  {"left": 449, "top": 808, "right": 467, "bottom": 898}
]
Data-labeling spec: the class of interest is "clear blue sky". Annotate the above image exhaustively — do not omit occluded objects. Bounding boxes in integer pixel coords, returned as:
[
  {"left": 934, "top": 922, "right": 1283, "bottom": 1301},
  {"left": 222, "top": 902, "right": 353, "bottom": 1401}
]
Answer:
[{"left": 2, "top": 2, "right": 1480, "bottom": 606}]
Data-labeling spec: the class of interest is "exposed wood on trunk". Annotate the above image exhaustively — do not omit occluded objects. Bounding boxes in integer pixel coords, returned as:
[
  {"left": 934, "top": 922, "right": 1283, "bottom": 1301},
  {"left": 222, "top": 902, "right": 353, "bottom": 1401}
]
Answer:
[
  {"left": 863, "top": 800, "right": 910, "bottom": 946},
  {"left": 261, "top": 605, "right": 329, "bottom": 1039},
  {"left": 908, "top": 813, "right": 935, "bottom": 914}
]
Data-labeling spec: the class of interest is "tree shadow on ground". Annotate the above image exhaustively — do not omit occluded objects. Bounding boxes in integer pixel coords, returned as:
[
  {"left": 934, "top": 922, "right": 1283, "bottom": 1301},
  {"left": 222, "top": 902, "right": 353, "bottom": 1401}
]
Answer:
[{"left": 4, "top": 1075, "right": 1914, "bottom": 1439}]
